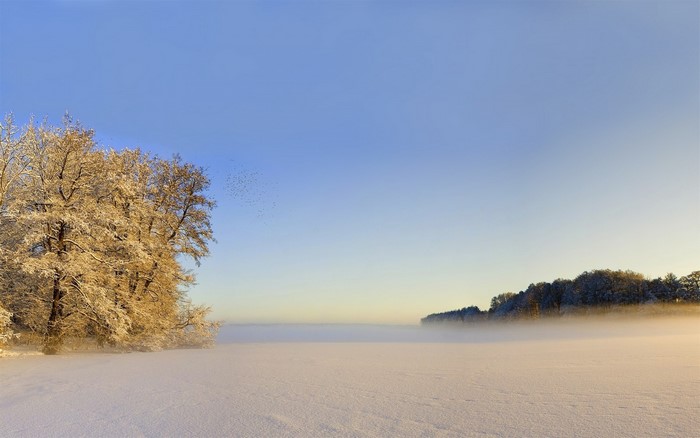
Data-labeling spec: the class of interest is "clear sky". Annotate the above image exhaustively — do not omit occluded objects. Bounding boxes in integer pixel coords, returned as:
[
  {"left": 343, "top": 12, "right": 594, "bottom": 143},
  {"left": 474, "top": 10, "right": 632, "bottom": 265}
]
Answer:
[{"left": 1, "top": 0, "right": 698, "bottom": 324}]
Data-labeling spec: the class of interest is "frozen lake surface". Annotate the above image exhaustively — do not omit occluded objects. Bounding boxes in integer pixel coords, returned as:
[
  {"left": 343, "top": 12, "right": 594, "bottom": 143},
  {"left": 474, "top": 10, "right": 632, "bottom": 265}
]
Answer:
[{"left": 1, "top": 317, "right": 698, "bottom": 437}]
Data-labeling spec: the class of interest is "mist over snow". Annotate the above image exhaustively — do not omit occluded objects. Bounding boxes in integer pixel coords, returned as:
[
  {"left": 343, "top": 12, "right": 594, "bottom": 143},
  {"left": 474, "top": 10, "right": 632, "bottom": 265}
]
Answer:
[{"left": 1, "top": 316, "right": 698, "bottom": 437}]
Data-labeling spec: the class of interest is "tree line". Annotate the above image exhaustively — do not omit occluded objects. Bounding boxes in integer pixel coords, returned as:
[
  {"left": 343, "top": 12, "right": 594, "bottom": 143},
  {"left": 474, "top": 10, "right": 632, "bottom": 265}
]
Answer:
[
  {"left": 421, "top": 269, "right": 700, "bottom": 324},
  {"left": 0, "top": 116, "right": 219, "bottom": 354}
]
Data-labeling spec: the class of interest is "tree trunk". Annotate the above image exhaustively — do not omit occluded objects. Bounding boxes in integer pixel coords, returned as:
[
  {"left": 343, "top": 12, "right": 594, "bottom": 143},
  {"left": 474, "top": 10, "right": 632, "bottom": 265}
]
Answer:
[{"left": 43, "top": 270, "right": 64, "bottom": 354}]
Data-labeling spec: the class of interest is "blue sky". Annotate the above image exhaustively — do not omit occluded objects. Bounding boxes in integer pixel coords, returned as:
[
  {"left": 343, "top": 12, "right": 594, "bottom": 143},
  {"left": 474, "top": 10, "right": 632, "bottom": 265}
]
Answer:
[{"left": 1, "top": 0, "right": 698, "bottom": 323}]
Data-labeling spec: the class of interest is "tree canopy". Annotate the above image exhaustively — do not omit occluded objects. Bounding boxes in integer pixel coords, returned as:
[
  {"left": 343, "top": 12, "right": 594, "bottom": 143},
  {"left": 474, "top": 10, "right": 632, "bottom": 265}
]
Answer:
[
  {"left": 422, "top": 269, "right": 700, "bottom": 324},
  {"left": 0, "top": 116, "right": 218, "bottom": 353}
]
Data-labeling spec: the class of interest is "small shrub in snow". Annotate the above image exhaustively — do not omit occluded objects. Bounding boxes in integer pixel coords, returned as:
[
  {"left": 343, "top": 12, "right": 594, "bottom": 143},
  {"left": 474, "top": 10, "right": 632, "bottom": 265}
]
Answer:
[{"left": 169, "top": 302, "right": 221, "bottom": 349}]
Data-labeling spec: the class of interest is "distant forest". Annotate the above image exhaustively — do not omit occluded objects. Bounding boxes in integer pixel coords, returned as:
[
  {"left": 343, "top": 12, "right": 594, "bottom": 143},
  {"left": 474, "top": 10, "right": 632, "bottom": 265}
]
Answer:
[{"left": 421, "top": 269, "right": 700, "bottom": 324}]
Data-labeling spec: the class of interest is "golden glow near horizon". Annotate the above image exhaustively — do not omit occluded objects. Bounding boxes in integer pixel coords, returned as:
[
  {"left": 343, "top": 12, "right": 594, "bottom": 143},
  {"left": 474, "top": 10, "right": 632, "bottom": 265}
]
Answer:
[{"left": 2, "top": 1, "right": 698, "bottom": 324}]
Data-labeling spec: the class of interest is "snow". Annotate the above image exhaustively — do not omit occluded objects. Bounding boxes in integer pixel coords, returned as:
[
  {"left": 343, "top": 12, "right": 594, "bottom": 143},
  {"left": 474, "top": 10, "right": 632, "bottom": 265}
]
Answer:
[{"left": 1, "top": 317, "right": 698, "bottom": 437}]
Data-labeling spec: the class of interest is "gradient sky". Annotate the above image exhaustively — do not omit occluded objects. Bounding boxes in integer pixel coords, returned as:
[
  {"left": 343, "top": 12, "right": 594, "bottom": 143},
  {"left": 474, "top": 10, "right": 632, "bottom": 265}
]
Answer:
[{"left": 1, "top": 0, "right": 698, "bottom": 324}]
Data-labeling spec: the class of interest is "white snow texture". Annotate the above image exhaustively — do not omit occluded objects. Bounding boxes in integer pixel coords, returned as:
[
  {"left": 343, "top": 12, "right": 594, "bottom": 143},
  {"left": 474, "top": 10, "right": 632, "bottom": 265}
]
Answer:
[{"left": 1, "top": 317, "right": 698, "bottom": 437}]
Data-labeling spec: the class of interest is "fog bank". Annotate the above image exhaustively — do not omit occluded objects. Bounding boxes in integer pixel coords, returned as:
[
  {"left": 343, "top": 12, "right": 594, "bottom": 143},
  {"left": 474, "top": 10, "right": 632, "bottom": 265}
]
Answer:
[
  {"left": 219, "top": 314, "right": 699, "bottom": 344},
  {"left": 1, "top": 316, "right": 697, "bottom": 437}
]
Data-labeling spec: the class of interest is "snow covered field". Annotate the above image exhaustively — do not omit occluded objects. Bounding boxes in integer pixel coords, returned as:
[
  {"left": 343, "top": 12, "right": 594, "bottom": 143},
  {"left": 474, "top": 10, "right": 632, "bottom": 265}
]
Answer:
[{"left": 1, "top": 317, "right": 698, "bottom": 437}]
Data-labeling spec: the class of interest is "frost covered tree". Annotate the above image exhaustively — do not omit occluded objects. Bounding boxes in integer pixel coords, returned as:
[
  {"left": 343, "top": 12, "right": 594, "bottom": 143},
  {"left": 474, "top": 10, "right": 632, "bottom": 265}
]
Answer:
[
  {"left": 0, "top": 304, "right": 16, "bottom": 349},
  {"left": 424, "top": 269, "right": 699, "bottom": 324},
  {"left": 0, "top": 116, "right": 218, "bottom": 354},
  {"left": 489, "top": 292, "right": 516, "bottom": 314},
  {"left": 0, "top": 115, "right": 31, "bottom": 210}
]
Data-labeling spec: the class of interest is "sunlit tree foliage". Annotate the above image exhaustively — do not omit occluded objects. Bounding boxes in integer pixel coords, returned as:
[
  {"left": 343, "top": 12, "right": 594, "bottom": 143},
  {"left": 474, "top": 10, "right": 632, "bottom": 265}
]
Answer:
[
  {"left": 0, "top": 116, "right": 219, "bottom": 354},
  {"left": 424, "top": 269, "right": 700, "bottom": 324}
]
